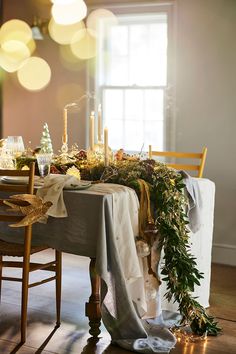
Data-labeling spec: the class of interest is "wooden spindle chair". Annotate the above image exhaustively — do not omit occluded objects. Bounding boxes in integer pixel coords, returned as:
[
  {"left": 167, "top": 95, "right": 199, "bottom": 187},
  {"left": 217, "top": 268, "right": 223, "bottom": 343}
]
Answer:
[
  {"left": 148, "top": 146, "right": 207, "bottom": 178},
  {"left": 0, "top": 162, "right": 62, "bottom": 343}
]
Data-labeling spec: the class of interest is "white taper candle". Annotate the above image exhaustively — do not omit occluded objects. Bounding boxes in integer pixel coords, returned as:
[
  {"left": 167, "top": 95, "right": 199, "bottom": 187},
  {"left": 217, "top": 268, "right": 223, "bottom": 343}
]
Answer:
[
  {"left": 104, "top": 127, "right": 109, "bottom": 166},
  {"left": 90, "top": 111, "right": 95, "bottom": 151}
]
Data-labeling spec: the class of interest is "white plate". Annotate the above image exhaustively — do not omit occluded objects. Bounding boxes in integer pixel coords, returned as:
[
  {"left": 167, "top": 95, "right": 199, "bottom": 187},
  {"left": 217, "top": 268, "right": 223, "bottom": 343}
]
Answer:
[
  {"left": 64, "top": 180, "right": 92, "bottom": 190},
  {"left": 1, "top": 176, "right": 42, "bottom": 185}
]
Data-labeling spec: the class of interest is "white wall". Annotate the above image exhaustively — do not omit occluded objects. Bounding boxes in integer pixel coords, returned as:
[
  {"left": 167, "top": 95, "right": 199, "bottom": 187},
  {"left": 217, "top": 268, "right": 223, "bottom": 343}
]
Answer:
[{"left": 175, "top": 0, "right": 236, "bottom": 265}]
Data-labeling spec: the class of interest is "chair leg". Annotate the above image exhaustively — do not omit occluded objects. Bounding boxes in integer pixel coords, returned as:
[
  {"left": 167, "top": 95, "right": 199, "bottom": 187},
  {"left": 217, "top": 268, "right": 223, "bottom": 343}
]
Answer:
[
  {"left": 55, "top": 250, "right": 62, "bottom": 327},
  {"left": 0, "top": 255, "right": 2, "bottom": 304},
  {"left": 21, "top": 238, "right": 31, "bottom": 343}
]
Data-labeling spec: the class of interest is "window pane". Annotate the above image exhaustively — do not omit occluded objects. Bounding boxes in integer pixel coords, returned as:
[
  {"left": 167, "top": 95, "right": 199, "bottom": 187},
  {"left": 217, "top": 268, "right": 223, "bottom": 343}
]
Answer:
[
  {"left": 108, "top": 57, "right": 128, "bottom": 85},
  {"left": 110, "top": 26, "right": 128, "bottom": 56},
  {"left": 103, "top": 88, "right": 164, "bottom": 152},
  {"left": 144, "top": 90, "right": 164, "bottom": 120},
  {"left": 144, "top": 121, "right": 164, "bottom": 151},
  {"left": 102, "top": 14, "right": 167, "bottom": 86},
  {"left": 104, "top": 89, "right": 123, "bottom": 122},
  {"left": 124, "top": 120, "right": 143, "bottom": 151},
  {"left": 125, "top": 90, "right": 143, "bottom": 120}
]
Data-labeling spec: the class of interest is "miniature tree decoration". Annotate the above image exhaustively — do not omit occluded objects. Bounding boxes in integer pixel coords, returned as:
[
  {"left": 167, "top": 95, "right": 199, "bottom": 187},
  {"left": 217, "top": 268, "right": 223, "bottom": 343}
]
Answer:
[{"left": 40, "top": 123, "right": 53, "bottom": 154}]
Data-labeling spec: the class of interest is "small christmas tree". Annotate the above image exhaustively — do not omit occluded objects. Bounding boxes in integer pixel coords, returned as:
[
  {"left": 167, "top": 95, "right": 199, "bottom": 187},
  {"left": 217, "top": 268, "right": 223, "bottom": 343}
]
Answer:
[{"left": 40, "top": 123, "right": 53, "bottom": 154}]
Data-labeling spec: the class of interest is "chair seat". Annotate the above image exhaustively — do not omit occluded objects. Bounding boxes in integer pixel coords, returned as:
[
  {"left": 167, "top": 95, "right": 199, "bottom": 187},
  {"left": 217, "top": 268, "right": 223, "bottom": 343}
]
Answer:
[{"left": 0, "top": 239, "right": 48, "bottom": 256}]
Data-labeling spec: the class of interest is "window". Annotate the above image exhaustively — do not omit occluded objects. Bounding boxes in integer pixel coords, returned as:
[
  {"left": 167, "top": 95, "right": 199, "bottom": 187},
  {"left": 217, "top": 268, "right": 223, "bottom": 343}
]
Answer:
[{"left": 95, "top": 4, "right": 174, "bottom": 153}]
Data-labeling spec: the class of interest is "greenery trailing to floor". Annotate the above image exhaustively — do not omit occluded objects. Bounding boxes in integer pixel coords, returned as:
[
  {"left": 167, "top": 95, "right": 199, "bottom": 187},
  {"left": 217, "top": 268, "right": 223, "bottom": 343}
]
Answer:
[
  {"left": 16, "top": 156, "right": 220, "bottom": 335},
  {"left": 81, "top": 159, "right": 221, "bottom": 336}
]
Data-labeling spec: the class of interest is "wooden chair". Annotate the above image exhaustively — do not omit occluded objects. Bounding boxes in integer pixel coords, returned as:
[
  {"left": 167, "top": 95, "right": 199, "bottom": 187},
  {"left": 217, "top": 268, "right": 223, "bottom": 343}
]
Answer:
[
  {"left": 0, "top": 162, "right": 62, "bottom": 343},
  {"left": 148, "top": 146, "right": 207, "bottom": 178}
]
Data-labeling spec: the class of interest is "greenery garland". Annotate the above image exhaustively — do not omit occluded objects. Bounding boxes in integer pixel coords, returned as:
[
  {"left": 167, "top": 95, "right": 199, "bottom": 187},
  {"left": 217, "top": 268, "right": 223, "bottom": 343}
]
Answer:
[
  {"left": 81, "top": 159, "right": 220, "bottom": 336},
  {"left": 16, "top": 156, "right": 220, "bottom": 336}
]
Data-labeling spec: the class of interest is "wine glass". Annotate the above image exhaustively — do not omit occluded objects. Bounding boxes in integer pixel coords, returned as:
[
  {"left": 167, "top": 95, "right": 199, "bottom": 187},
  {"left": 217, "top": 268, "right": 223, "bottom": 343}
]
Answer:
[
  {"left": 36, "top": 153, "right": 52, "bottom": 178},
  {"left": 5, "top": 136, "right": 25, "bottom": 167}
]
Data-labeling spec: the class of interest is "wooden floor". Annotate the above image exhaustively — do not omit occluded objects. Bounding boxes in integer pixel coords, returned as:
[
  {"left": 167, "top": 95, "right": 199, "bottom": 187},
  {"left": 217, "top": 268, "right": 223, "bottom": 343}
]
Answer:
[{"left": 0, "top": 251, "right": 235, "bottom": 353}]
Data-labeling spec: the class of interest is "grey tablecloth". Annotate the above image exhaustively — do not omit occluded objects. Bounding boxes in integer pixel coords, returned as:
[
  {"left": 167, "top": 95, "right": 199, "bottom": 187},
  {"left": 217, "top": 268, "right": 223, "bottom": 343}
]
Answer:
[{"left": 0, "top": 183, "right": 176, "bottom": 353}]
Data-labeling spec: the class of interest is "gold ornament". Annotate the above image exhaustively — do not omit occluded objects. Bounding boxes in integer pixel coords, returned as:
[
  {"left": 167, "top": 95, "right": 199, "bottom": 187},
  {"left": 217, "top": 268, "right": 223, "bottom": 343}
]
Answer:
[
  {"left": 136, "top": 240, "right": 151, "bottom": 257},
  {"left": 66, "top": 166, "right": 81, "bottom": 180},
  {"left": 4, "top": 194, "right": 52, "bottom": 227}
]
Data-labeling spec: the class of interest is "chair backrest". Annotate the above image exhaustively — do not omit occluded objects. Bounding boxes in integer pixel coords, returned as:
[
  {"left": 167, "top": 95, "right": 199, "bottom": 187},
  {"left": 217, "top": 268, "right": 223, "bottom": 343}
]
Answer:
[
  {"left": 0, "top": 162, "right": 35, "bottom": 225},
  {"left": 148, "top": 146, "right": 207, "bottom": 178}
]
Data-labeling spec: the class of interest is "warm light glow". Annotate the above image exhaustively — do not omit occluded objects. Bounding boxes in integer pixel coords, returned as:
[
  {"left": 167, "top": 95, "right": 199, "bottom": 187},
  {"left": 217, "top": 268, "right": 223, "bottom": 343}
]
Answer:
[
  {"left": 0, "top": 19, "right": 33, "bottom": 45},
  {"left": 52, "top": 0, "right": 87, "bottom": 25},
  {"left": 1, "top": 40, "right": 30, "bottom": 60},
  {"left": 86, "top": 9, "right": 118, "bottom": 37},
  {"left": 0, "top": 40, "right": 30, "bottom": 72},
  {"left": 17, "top": 56, "right": 51, "bottom": 91},
  {"left": 27, "top": 38, "right": 36, "bottom": 54},
  {"left": 48, "top": 17, "right": 85, "bottom": 44},
  {"left": 70, "top": 28, "right": 96, "bottom": 60}
]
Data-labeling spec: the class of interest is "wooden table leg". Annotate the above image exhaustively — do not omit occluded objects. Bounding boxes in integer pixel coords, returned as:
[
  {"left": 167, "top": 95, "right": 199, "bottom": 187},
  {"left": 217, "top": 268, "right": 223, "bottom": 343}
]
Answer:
[{"left": 85, "top": 258, "right": 101, "bottom": 338}]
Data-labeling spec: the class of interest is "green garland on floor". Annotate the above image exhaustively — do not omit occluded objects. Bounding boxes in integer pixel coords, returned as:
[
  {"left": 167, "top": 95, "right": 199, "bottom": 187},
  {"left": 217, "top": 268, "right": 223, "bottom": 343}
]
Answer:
[{"left": 17, "top": 156, "right": 220, "bottom": 335}]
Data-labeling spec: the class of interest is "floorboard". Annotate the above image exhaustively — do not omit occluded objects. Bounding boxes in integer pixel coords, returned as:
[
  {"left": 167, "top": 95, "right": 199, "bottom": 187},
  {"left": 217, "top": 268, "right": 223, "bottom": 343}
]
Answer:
[{"left": 0, "top": 252, "right": 235, "bottom": 353}]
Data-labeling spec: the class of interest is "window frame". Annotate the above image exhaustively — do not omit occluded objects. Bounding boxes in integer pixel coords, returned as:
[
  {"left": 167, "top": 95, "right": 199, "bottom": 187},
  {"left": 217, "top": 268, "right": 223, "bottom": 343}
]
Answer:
[{"left": 87, "top": 2, "right": 176, "bottom": 151}]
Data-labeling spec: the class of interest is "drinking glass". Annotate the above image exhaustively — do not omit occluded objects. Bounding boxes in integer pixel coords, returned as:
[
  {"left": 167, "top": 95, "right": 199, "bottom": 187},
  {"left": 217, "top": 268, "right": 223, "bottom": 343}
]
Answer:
[
  {"left": 6, "top": 136, "right": 25, "bottom": 157},
  {"left": 36, "top": 153, "right": 52, "bottom": 178}
]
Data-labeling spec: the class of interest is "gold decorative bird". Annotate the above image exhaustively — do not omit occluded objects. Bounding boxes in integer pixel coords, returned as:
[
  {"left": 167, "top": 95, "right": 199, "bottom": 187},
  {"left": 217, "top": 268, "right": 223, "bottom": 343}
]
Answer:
[{"left": 3, "top": 194, "right": 53, "bottom": 227}]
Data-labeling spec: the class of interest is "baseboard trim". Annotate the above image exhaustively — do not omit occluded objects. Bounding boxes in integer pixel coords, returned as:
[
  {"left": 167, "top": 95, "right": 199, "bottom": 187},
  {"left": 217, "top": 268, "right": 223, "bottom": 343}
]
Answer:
[{"left": 212, "top": 243, "right": 236, "bottom": 266}]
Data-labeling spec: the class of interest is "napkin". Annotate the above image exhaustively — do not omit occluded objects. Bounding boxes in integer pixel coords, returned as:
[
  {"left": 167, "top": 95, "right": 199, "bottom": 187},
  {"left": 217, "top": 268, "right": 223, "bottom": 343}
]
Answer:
[
  {"left": 36, "top": 174, "right": 84, "bottom": 218},
  {"left": 180, "top": 171, "right": 202, "bottom": 233}
]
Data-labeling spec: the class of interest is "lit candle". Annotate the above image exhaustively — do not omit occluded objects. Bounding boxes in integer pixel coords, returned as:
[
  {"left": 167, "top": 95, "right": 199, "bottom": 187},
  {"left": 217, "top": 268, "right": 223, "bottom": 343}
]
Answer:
[
  {"left": 148, "top": 145, "right": 152, "bottom": 159},
  {"left": 98, "top": 104, "right": 102, "bottom": 142},
  {"left": 104, "top": 127, "right": 109, "bottom": 166},
  {"left": 63, "top": 108, "right": 68, "bottom": 144},
  {"left": 90, "top": 111, "right": 95, "bottom": 151}
]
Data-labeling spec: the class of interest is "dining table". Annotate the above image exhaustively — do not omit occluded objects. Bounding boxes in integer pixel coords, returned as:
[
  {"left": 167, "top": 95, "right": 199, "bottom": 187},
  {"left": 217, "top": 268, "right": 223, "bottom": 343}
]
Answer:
[{"left": 0, "top": 175, "right": 215, "bottom": 353}]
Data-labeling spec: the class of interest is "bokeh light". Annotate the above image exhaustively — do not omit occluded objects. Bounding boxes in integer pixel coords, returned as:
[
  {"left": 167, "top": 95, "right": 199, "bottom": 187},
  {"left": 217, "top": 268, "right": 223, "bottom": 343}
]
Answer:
[
  {"left": 52, "top": 0, "right": 87, "bottom": 25},
  {"left": 17, "top": 56, "right": 51, "bottom": 91},
  {"left": 0, "top": 40, "right": 30, "bottom": 72},
  {"left": 48, "top": 18, "right": 85, "bottom": 44},
  {"left": 86, "top": 9, "right": 118, "bottom": 36},
  {"left": 70, "top": 28, "right": 96, "bottom": 60},
  {"left": 27, "top": 38, "right": 36, "bottom": 55},
  {"left": 0, "top": 19, "right": 33, "bottom": 45}
]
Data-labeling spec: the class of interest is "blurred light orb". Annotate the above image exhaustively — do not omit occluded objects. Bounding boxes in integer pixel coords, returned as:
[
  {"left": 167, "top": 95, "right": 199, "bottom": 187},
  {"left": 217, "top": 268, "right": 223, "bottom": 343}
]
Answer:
[
  {"left": 70, "top": 28, "right": 96, "bottom": 60},
  {"left": 27, "top": 38, "right": 36, "bottom": 55},
  {"left": 0, "top": 40, "right": 30, "bottom": 72},
  {"left": 0, "top": 19, "right": 33, "bottom": 45},
  {"left": 48, "top": 17, "right": 85, "bottom": 44},
  {"left": 52, "top": 0, "right": 87, "bottom": 25},
  {"left": 2, "top": 40, "right": 30, "bottom": 61},
  {"left": 17, "top": 57, "right": 51, "bottom": 91},
  {"left": 86, "top": 9, "right": 118, "bottom": 36}
]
